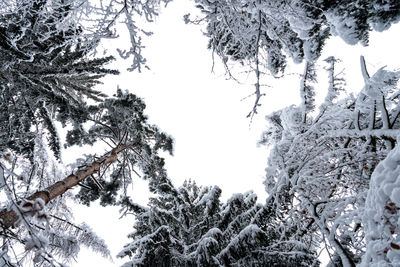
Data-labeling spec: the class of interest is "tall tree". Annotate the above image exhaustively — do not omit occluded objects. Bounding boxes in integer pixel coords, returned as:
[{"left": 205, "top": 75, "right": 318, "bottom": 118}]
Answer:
[
  {"left": 0, "top": 88, "right": 173, "bottom": 265},
  {"left": 0, "top": 1, "right": 173, "bottom": 265}
]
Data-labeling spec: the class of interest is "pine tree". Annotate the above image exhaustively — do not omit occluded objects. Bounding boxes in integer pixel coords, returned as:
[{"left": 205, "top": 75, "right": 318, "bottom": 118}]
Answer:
[
  {"left": 73, "top": 89, "right": 173, "bottom": 207},
  {"left": 0, "top": 1, "right": 173, "bottom": 265},
  {"left": 0, "top": 87, "right": 173, "bottom": 265},
  {"left": 118, "top": 179, "right": 221, "bottom": 266},
  {"left": 119, "top": 179, "right": 318, "bottom": 266},
  {"left": 0, "top": 0, "right": 119, "bottom": 161}
]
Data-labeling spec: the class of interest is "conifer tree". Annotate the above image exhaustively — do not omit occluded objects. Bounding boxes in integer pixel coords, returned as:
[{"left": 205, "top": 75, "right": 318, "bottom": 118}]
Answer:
[
  {"left": 0, "top": 0, "right": 118, "bottom": 160},
  {"left": 0, "top": 86, "right": 173, "bottom": 265},
  {"left": 119, "top": 179, "right": 318, "bottom": 266},
  {"left": 0, "top": 1, "right": 173, "bottom": 265}
]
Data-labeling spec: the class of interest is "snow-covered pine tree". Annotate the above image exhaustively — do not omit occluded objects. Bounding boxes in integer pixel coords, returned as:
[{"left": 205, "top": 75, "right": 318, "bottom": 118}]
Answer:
[
  {"left": 73, "top": 88, "right": 173, "bottom": 207},
  {"left": 218, "top": 191, "right": 318, "bottom": 266},
  {"left": 119, "top": 178, "right": 318, "bottom": 266},
  {"left": 118, "top": 179, "right": 221, "bottom": 266},
  {"left": 0, "top": 1, "right": 173, "bottom": 265},
  {"left": 0, "top": 88, "right": 173, "bottom": 265},
  {"left": 0, "top": 0, "right": 118, "bottom": 161},
  {"left": 260, "top": 56, "right": 400, "bottom": 266}
]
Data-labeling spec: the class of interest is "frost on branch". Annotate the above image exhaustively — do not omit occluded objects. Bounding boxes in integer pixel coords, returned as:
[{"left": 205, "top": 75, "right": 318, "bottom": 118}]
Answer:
[
  {"left": 359, "top": 63, "right": 400, "bottom": 266},
  {"left": 189, "top": 0, "right": 399, "bottom": 114},
  {"left": 260, "top": 57, "right": 400, "bottom": 266},
  {"left": 361, "top": 141, "right": 400, "bottom": 266},
  {"left": 0, "top": 0, "right": 172, "bottom": 72},
  {"left": 193, "top": 0, "right": 400, "bottom": 73},
  {"left": 78, "top": 0, "right": 173, "bottom": 71}
]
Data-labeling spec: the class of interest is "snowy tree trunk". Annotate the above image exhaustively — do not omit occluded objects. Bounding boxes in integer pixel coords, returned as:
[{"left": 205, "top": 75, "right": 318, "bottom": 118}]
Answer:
[{"left": 0, "top": 145, "right": 125, "bottom": 229}]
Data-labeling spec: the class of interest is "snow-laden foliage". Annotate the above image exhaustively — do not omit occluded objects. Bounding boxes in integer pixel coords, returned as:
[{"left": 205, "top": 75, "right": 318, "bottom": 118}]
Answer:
[
  {"left": 359, "top": 62, "right": 400, "bottom": 266},
  {"left": 0, "top": 136, "right": 111, "bottom": 266},
  {"left": 74, "top": 88, "right": 173, "bottom": 206},
  {"left": 0, "top": 1, "right": 174, "bottom": 265},
  {"left": 361, "top": 138, "right": 400, "bottom": 266},
  {"left": 0, "top": 0, "right": 172, "bottom": 72},
  {"left": 0, "top": 0, "right": 119, "bottom": 161},
  {"left": 260, "top": 57, "right": 400, "bottom": 266},
  {"left": 191, "top": 0, "right": 400, "bottom": 75},
  {"left": 119, "top": 179, "right": 318, "bottom": 266},
  {"left": 188, "top": 0, "right": 399, "bottom": 115}
]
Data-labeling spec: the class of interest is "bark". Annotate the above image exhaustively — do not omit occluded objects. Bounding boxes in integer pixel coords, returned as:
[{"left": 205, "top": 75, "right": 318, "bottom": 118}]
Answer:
[
  {"left": 0, "top": 145, "right": 125, "bottom": 229},
  {"left": 360, "top": 56, "right": 370, "bottom": 82}
]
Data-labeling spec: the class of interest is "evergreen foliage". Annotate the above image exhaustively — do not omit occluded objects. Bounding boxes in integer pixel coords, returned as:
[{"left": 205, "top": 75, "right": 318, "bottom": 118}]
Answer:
[
  {"left": 1, "top": 1, "right": 400, "bottom": 266},
  {"left": 74, "top": 89, "right": 173, "bottom": 207},
  {"left": 118, "top": 179, "right": 318, "bottom": 266},
  {"left": 0, "top": 0, "right": 118, "bottom": 160},
  {"left": 191, "top": 0, "right": 400, "bottom": 75},
  {"left": 0, "top": 1, "right": 173, "bottom": 265}
]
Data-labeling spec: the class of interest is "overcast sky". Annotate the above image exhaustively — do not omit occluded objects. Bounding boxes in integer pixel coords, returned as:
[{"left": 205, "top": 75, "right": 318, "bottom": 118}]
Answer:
[{"left": 71, "top": 0, "right": 400, "bottom": 266}]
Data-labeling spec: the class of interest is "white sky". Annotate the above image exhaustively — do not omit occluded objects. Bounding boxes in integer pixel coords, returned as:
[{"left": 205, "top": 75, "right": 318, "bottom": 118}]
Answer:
[{"left": 70, "top": 0, "right": 400, "bottom": 266}]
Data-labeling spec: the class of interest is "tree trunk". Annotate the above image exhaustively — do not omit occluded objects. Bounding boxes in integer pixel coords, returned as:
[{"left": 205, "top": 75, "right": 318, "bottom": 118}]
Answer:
[{"left": 0, "top": 145, "right": 125, "bottom": 229}]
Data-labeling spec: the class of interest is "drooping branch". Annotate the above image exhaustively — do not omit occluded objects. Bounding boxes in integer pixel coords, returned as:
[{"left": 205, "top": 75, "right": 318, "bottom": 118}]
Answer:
[{"left": 0, "top": 145, "right": 126, "bottom": 229}]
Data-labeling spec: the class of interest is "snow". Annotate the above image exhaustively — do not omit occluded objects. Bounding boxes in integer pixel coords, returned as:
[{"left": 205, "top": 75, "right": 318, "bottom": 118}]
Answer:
[
  {"left": 0, "top": 250, "right": 11, "bottom": 266},
  {"left": 1, "top": 0, "right": 400, "bottom": 266},
  {"left": 325, "top": 13, "right": 361, "bottom": 46},
  {"left": 391, "top": 188, "right": 400, "bottom": 206},
  {"left": 362, "top": 135, "right": 400, "bottom": 266}
]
